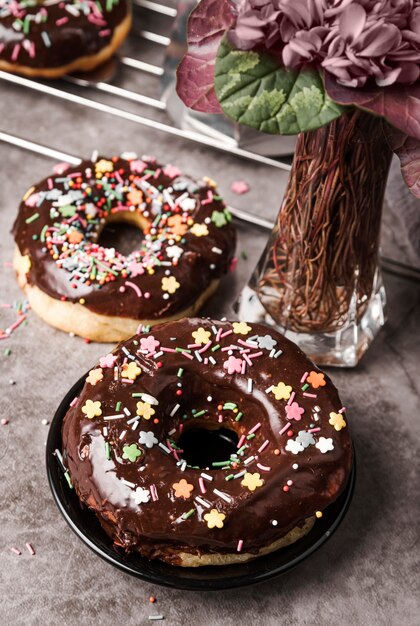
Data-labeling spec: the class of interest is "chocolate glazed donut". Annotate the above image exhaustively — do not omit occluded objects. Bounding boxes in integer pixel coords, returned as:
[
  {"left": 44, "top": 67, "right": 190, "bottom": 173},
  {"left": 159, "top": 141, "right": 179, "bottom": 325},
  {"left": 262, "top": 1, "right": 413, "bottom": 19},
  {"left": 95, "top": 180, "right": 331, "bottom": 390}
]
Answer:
[
  {"left": 62, "top": 318, "right": 353, "bottom": 567},
  {"left": 12, "top": 155, "right": 236, "bottom": 341},
  {"left": 0, "top": 0, "right": 131, "bottom": 78}
]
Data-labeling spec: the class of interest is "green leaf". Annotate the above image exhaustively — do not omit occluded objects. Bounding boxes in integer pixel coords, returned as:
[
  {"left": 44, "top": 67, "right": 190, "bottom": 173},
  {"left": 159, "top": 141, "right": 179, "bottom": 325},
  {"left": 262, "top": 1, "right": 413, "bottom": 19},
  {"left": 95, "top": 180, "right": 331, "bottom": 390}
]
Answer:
[{"left": 214, "top": 38, "right": 347, "bottom": 135}]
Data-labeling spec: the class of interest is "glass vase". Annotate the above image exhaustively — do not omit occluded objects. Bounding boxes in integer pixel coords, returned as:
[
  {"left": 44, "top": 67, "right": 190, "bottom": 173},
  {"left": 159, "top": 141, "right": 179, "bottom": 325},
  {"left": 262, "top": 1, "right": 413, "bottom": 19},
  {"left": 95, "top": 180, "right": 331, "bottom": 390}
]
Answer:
[{"left": 236, "top": 109, "right": 393, "bottom": 367}]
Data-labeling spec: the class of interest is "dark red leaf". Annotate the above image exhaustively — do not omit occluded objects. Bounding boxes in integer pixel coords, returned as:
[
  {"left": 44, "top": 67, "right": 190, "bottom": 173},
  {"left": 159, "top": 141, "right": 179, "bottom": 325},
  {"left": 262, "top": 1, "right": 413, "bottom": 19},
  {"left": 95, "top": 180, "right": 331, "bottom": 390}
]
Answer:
[{"left": 176, "top": 0, "right": 236, "bottom": 113}]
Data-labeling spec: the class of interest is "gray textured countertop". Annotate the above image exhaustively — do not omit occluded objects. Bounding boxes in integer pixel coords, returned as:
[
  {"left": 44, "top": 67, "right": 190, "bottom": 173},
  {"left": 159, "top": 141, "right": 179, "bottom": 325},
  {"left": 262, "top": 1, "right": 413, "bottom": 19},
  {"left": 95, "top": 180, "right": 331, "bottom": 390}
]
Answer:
[{"left": 1, "top": 3, "right": 420, "bottom": 624}]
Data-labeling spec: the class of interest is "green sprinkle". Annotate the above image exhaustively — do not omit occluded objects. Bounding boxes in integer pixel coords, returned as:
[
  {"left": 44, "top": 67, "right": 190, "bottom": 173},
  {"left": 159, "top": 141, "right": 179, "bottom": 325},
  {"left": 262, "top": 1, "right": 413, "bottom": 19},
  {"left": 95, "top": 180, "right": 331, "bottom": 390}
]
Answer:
[
  {"left": 241, "top": 250, "right": 248, "bottom": 260},
  {"left": 237, "top": 445, "right": 247, "bottom": 455},
  {"left": 105, "top": 442, "right": 111, "bottom": 460},
  {"left": 301, "top": 383, "right": 309, "bottom": 391},
  {"left": 212, "top": 461, "right": 230, "bottom": 467},
  {"left": 176, "top": 347, "right": 191, "bottom": 353},
  {"left": 194, "top": 410, "right": 206, "bottom": 418},
  {"left": 225, "top": 474, "right": 234, "bottom": 481},
  {"left": 64, "top": 471, "right": 73, "bottom": 489},
  {"left": 223, "top": 402, "right": 237, "bottom": 411},
  {"left": 40, "top": 225, "right": 48, "bottom": 242},
  {"left": 116, "top": 401, "right": 122, "bottom": 411},
  {"left": 32, "top": 234, "right": 38, "bottom": 240},
  {"left": 131, "top": 393, "right": 143, "bottom": 398},
  {"left": 25, "top": 212, "right": 40, "bottom": 224},
  {"left": 211, "top": 344, "right": 221, "bottom": 352},
  {"left": 4, "top": 348, "right": 11, "bottom": 357},
  {"left": 177, "top": 368, "right": 184, "bottom": 377},
  {"left": 235, "top": 412, "right": 244, "bottom": 422},
  {"left": 182, "top": 508, "right": 195, "bottom": 520},
  {"left": 247, "top": 433, "right": 255, "bottom": 440}
]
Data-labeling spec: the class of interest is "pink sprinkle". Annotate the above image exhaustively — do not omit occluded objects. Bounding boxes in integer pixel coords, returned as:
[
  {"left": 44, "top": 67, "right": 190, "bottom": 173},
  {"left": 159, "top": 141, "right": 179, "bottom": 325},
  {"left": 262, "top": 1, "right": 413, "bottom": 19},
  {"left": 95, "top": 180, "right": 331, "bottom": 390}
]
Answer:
[
  {"left": 181, "top": 351, "right": 194, "bottom": 360},
  {"left": 99, "top": 28, "right": 111, "bottom": 37},
  {"left": 248, "top": 351, "right": 263, "bottom": 360},
  {"left": 1, "top": 418, "right": 9, "bottom": 426},
  {"left": 238, "top": 339, "right": 258, "bottom": 349},
  {"left": 231, "top": 180, "right": 250, "bottom": 195},
  {"left": 11, "top": 44, "right": 20, "bottom": 62},
  {"left": 125, "top": 281, "right": 142, "bottom": 298},
  {"left": 279, "top": 422, "right": 291, "bottom": 436},
  {"left": 339, "top": 407, "right": 346, "bottom": 413},
  {"left": 237, "top": 434, "right": 246, "bottom": 449},
  {"left": 201, "top": 190, "right": 214, "bottom": 205},
  {"left": 248, "top": 422, "right": 261, "bottom": 435},
  {"left": 308, "top": 427, "right": 321, "bottom": 433},
  {"left": 220, "top": 329, "right": 233, "bottom": 339},
  {"left": 188, "top": 343, "right": 201, "bottom": 349},
  {"left": 161, "top": 347, "right": 177, "bottom": 353},
  {"left": 241, "top": 360, "right": 246, "bottom": 374},
  {"left": 198, "top": 341, "right": 212, "bottom": 354},
  {"left": 218, "top": 414, "right": 223, "bottom": 423},
  {"left": 303, "top": 392, "right": 317, "bottom": 398},
  {"left": 10, "top": 547, "right": 21, "bottom": 555},
  {"left": 237, "top": 539, "right": 244, "bottom": 552},
  {"left": 121, "top": 378, "right": 134, "bottom": 384},
  {"left": 26, "top": 543, "right": 35, "bottom": 556},
  {"left": 216, "top": 328, "right": 223, "bottom": 342},
  {"left": 258, "top": 439, "right": 269, "bottom": 453},
  {"left": 56, "top": 16, "right": 69, "bottom": 26},
  {"left": 204, "top": 357, "right": 209, "bottom": 365},
  {"left": 256, "top": 463, "right": 271, "bottom": 472},
  {"left": 287, "top": 391, "right": 296, "bottom": 406},
  {"left": 136, "top": 324, "right": 143, "bottom": 334},
  {"left": 150, "top": 484, "right": 159, "bottom": 501},
  {"left": 69, "top": 396, "right": 79, "bottom": 407},
  {"left": 199, "top": 477, "right": 206, "bottom": 494},
  {"left": 300, "top": 371, "right": 309, "bottom": 383},
  {"left": 242, "top": 352, "right": 252, "bottom": 367},
  {"left": 47, "top": 178, "right": 53, "bottom": 190}
]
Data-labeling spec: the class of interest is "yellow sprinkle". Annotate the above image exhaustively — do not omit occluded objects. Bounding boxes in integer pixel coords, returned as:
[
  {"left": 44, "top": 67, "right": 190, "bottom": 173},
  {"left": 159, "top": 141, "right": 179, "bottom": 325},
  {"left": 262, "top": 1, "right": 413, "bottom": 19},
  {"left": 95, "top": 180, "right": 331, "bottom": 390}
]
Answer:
[
  {"left": 79, "top": 298, "right": 85, "bottom": 305},
  {"left": 23, "top": 186, "right": 35, "bottom": 201},
  {"left": 315, "top": 511, "right": 323, "bottom": 519}
]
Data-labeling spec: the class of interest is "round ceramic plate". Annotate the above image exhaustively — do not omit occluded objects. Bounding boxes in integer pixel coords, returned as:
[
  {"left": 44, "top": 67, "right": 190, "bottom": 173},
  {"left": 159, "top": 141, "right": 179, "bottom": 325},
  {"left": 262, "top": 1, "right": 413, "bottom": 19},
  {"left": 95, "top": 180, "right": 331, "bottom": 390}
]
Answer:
[{"left": 46, "top": 373, "right": 356, "bottom": 590}]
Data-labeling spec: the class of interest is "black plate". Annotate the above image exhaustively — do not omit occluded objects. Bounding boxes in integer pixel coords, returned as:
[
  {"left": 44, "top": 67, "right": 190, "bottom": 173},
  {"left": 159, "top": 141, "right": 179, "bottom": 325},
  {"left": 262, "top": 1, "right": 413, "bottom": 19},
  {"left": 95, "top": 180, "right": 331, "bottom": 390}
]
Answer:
[{"left": 46, "top": 373, "right": 356, "bottom": 590}]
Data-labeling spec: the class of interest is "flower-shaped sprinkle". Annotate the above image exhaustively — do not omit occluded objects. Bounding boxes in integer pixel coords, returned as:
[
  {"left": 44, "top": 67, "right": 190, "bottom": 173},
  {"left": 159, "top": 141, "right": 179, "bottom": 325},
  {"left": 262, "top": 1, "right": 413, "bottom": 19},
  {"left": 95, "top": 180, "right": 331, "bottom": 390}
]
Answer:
[
  {"left": 130, "top": 159, "right": 147, "bottom": 174},
  {"left": 271, "top": 382, "right": 292, "bottom": 401},
  {"left": 315, "top": 437, "right": 334, "bottom": 454},
  {"left": 232, "top": 321, "right": 252, "bottom": 335},
  {"left": 86, "top": 368, "right": 103, "bottom": 386},
  {"left": 136, "top": 401, "right": 155, "bottom": 420},
  {"left": 307, "top": 371, "right": 326, "bottom": 389},
  {"left": 166, "top": 245, "right": 183, "bottom": 260},
  {"left": 223, "top": 355, "right": 244, "bottom": 375},
  {"left": 211, "top": 210, "right": 228, "bottom": 227},
  {"left": 122, "top": 443, "right": 142, "bottom": 462},
  {"left": 163, "top": 164, "right": 181, "bottom": 178},
  {"left": 204, "top": 509, "right": 226, "bottom": 529},
  {"left": 285, "top": 439, "right": 304, "bottom": 455},
  {"left": 285, "top": 401, "right": 305, "bottom": 421},
  {"left": 329, "top": 412, "right": 347, "bottom": 431},
  {"left": 121, "top": 362, "right": 142, "bottom": 380},
  {"left": 241, "top": 472, "right": 264, "bottom": 492},
  {"left": 257, "top": 334, "right": 277, "bottom": 350},
  {"left": 140, "top": 335, "right": 160, "bottom": 354},
  {"left": 161, "top": 276, "right": 180, "bottom": 294},
  {"left": 296, "top": 430, "right": 315, "bottom": 448},
  {"left": 131, "top": 486, "right": 150, "bottom": 505},
  {"left": 127, "top": 261, "right": 145, "bottom": 277},
  {"left": 95, "top": 159, "right": 114, "bottom": 174},
  {"left": 190, "top": 223, "right": 209, "bottom": 237},
  {"left": 127, "top": 188, "right": 143, "bottom": 206},
  {"left": 138, "top": 430, "right": 158, "bottom": 449},
  {"left": 99, "top": 353, "right": 118, "bottom": 368},
  {"left": 192, "top": 327, "right": 211, "bottom": 345},
  {"left": 81, "top": 399, "right": 102, "bottom": 420},
  {"left": 167, "top": 214, "right": 188, "bottom": 236},
  {"left": 172, "top": 479, "right": 194, "bottom": 499}
]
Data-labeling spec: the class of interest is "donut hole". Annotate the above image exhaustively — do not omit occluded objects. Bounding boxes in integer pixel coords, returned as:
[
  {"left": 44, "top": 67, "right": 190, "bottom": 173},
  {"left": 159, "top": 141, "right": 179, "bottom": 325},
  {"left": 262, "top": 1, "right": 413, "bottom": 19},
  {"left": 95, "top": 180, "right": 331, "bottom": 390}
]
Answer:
[
  {"left": 178, "top": 427, "right": 239, "bottom": 469},
  {"left": 98, "top": 217, "right": 146, "bottom": 256}
]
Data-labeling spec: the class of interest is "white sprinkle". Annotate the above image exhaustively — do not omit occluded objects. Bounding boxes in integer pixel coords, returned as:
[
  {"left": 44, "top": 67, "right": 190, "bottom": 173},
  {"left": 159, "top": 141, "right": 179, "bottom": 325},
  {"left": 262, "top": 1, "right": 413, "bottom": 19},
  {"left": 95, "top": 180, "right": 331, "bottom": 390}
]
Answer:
[
  {"left": 121, "top": 478, "right": 135, "bottom": 488},
  {"left": 119, "top": 430, "right": 126, "bottom": 440},
  {"left": 148, "top": 617, "right": 164, "bottom": 621},
  {"left": 195, "top": 351, "right": 203, "bottom": 362},
  {"left": 127, "top": 416, "right": 139, "bottom": 425},
  {"left": 159, "top": 443, "right": 171, "bottom": 454},
  {"left": 207, "top": 396, "right": 213, "bottom": 402},
  {"left": 243, "top": 456, "right": 255, "bottom": 466},
  {"left": 153, "top": 351, "right": 163, "bottom": 359},
  {"left": 168, "top": 428, "right": 177, "bottom": 436},
  {"left": 104, "top": 414, "right": 125, "bottom": 420},
  {"left": 131, "top": 420, "right": 139, "bottom": 431},
  {"left": 213, "top": 489, "right": 232, "bottom": 503},
  {"left": 211, "top": 246, "right": 223, "bottom": 254},
  {"left": 123, "top": 407, "right": 131, "bottom": 416},
  {"left": 292, "top": 463, "right": 299, "bottom": 470},
  {"left": 269, "top": 348, "right": 276, "bottom": 358},
  {"left": 195, "top": 496, "right": 211, "bottom": 509},
  {"left": 141, "top": 393, "right": 159, "bottom": 406},
  {"left": 209, "top": 356, "right": 216, "bottom": 365},
  {"left": 91, "top": 149, "right": 98, "bottom": 162},
  {"left": 247, "top": 378, "right": 253, "bottom": 393},
  {"left": 233, "top": 470, "right": 246, "bottom": 479},
  {"left": 265, "top": 385, "right": 273, "bottom": 393},
  {"left": 271, "top": 520, "right": 278, "bottom": 526},
  {"left": 201, "top": 472, "right": 213, "bottom": 482},
  {"left": 170, "top": 404, "right": 180, "bottom": 417},
  {"left": 41, "top": 418, "right": 49, "bottom": 426},
  {"left": 274, "top": 349, "right": 283, "bottom": 358},
  {"left": 103, "top": 426, "right": 108, "bottom": 437},
  {"left": 180, "top": 460, "right": 187, "bottom": 472}
]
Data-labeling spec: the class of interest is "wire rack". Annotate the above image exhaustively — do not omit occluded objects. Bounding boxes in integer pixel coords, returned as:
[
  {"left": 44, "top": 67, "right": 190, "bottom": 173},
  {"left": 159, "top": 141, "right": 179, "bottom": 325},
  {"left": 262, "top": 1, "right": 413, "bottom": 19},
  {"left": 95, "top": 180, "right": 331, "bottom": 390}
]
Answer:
[{"left": 0, "top": 0, "right": 419, "bottom": 282}]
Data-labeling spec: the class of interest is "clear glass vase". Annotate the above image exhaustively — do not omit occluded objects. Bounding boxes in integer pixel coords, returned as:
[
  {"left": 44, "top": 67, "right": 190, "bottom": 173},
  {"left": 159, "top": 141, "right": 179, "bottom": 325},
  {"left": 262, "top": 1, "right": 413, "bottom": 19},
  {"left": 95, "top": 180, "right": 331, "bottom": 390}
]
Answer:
[{"left": 236, "top": 110, "right": 394, "bottom": 367}]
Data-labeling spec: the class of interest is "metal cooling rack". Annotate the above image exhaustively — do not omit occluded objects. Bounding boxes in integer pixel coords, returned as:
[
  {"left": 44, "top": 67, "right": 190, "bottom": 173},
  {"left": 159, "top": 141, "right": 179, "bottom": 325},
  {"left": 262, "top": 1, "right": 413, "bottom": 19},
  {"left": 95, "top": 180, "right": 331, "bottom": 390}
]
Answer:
[{"left": 0, "top": 0, "right": 419, "bottom": 282}]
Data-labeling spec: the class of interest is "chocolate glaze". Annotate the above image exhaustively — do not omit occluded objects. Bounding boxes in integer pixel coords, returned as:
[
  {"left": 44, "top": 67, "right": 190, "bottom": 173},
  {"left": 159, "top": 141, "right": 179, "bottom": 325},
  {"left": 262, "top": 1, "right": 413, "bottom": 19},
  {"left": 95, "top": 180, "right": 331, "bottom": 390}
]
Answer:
[
  {"left": 13, "top": 156, "right": 236, "bottom": 320},
  {"left": 0, "top": 0, "right": 129, "bottom": 70},
  {"left": 62, "top": 318, "right": 353, "bottom": 563}
]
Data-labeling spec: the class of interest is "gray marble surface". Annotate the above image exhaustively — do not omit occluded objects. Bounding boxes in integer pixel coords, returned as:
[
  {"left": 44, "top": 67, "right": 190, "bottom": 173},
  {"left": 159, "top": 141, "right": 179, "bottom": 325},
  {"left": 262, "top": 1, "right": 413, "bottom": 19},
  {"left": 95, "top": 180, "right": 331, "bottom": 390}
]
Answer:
[{"left": 1, "top": 3, "right": 420, "bottom": 625}]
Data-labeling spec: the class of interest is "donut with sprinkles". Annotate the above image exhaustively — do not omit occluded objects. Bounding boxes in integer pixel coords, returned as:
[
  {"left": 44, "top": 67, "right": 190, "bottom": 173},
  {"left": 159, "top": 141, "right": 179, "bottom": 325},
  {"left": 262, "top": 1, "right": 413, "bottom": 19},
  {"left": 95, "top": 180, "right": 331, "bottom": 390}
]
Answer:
[
  {"left": 0, "top": 0, "right": 131, "bottom": 78},
  {"left": 61, "top": 318, "right": 353, "bottom": 566},
  {"left": 13, "top": 155, "right": 236, "bottom": 341}
]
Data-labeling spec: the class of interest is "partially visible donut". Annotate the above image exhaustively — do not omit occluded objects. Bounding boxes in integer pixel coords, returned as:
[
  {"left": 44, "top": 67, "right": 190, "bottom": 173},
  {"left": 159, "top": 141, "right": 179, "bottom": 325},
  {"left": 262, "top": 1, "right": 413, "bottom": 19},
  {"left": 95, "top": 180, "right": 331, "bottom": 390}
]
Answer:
[
  {"left": 13, "top": 155, "right": 236, "bottom": 341},
  {"left": 0, "top": 0, "right": 131, "bottom": 78},
  {"left": 62, "top": 318, "right": 353, "bottom": 567}
]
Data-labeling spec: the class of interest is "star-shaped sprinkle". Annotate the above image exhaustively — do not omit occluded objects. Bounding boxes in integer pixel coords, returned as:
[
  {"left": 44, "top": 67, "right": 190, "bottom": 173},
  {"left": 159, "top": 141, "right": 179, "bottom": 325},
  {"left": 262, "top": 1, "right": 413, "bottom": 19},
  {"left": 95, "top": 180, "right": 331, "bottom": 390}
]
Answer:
[
  {"left": 241, "top": 472, "right": 264, "bottom": 492},
  {"left": 172, "top": 479, "right": 194, "bottom": 499},
  {"left": 296, "top": 430, "right": 315, "bottom": 448},
  {"left": 81, "top": 400, "right": 102, "bottom": 420},
  {"left": 285, "top": 439, "right": 304, "bottom": 455},
  {"left": 131, "top": 486, "right": 150, "bottom": 504},
  {"left": 192, "top": 327, "right": 211, "bottom": 345},
  {"left": 161, "top": 276, "right": 180, "bottom": 294},
  {"left": 271, "top": 382, "right": 292, "bottom": 401},
  {"left": 95, "top": 159, "right": 114, "bottom": 174},
  {"left": 138, "top": 430, "right": 158, "bottom": 449},
  {"left": 257, "top": 334, "right": 277, "bottom": 350},
  {"left": 140, "top": 335, "right": 160, "bottom": 354},
  {"left": 211, "top": 210, "right": 227, "bottom": 228},
  {"left": 315, "top": 437, "right": 334, "bottom": 454},
  {"left": 136, "top": 401, "right": 155, "bottom": 420},
  {"left": 99, "top": 353, "right": 118, "bottom": 368},
  {"left": 232, "top": 322, "right": 252, "bottom": 335},
  {"left": 329, "top": 412, "right": 347, "bottom": 431},
  {"left": 121, "top": 362, "right": 142, "bottom": 380},
  {"left": 285, "top": 401, "right": 305, "bottom": 421},
  {"left": 223, "top": 356, "right": 244, "bottom": 375},
  {"left": 122, "top": 443, "right": 142, "bottom": 462},
  {"left": 86, "top": 368, "right": 103, "bottom": 386},
  {"left": 190, "top": 223, "right": 209, "bottom": 237},
  {"left": 204, "top": 509, "right": 226, "bottom": 529},
  {"left": 307, "top": 371, "right": 326, "bottom": 389}
]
